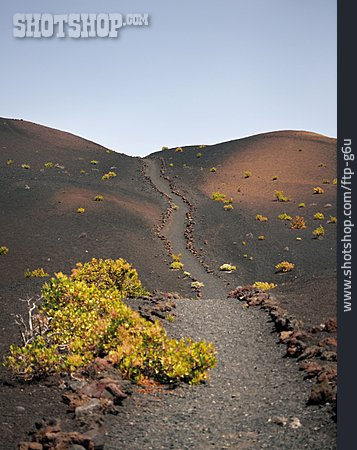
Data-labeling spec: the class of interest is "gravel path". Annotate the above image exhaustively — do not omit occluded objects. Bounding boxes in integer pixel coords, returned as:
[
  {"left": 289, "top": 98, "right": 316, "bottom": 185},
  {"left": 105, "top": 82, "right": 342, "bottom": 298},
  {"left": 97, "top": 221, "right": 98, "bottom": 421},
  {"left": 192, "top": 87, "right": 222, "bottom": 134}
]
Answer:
[{"left": 105, "top": 159, "right": 336, "bottom": 449}]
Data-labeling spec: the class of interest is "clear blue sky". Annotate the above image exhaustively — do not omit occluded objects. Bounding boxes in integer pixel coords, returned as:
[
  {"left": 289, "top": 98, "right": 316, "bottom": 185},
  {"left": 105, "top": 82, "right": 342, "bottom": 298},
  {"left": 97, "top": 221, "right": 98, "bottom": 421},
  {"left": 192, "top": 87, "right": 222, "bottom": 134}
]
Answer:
[{"left": 0, "top": 1, "right": 336, "bottom": 156}]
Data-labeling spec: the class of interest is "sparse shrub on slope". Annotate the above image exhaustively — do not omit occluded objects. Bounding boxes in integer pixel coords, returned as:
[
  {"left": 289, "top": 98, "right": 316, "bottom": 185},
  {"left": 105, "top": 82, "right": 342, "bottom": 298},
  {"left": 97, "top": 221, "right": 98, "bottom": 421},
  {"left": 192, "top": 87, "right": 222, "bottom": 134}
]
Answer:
[
  {"left": 211, "top": 192, "right": 226, "bottom": 202},
  {"left": 253, "top": 282, "right": 277, "bottom": 291},
  {"left": 219, "top": 263, "right": 237, "bottom": 272},
  {"left": 4, "top": 259, "right": 216, "bottom": 384},
  {"left": 275, "top": 190, "right": 290, "bottom": 202},
  {"left": 313, "top": 212, "right": 325, "bottom": 220},
  {"left": 275, "top": 261, "right": 295, "bottom": 273},
  {"left": 313, "top": 225, "right": 325, "bottom": 238},
  {"left": 290, "top": 216, "right": 307, "bottom": 229},
  {"left": 102, "top": 171, "right": 117, "bottom": 180},
  {"left": 25, "top": 268, "right": 49, "bottom": 278},
  {"left": 313, "top": 186, "right": 324, "bottom": 195},
  {"left": 256, "top": 214, "right": 268, "bottom": 222},
  {"left": 278, "top": 213, "right": 292, "bottom": 221}
]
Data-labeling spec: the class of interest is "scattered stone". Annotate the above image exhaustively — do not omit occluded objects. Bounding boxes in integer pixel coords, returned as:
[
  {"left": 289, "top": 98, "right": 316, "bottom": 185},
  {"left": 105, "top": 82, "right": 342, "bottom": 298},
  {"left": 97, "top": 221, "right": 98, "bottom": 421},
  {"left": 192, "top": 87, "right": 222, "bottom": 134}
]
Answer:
[
  {"left": 323, "top": 318, "right": 337, "bottom": 333},
  {"left": 309, "top": 382, "right": 336, "bottom": 405},
  {"left": 290, "top": 417, "right": 302, "bottom": 429},
  {"left": 271, "top": 415, "right": 288, "bottom": 426}
]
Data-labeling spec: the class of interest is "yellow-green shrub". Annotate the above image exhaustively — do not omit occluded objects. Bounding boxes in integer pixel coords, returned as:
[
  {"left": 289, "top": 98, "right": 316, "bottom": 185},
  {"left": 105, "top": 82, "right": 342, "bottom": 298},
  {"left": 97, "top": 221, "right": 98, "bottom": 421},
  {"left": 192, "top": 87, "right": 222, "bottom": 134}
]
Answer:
[
  {"left": 290, "top": 216, "right": 307, "bottom": 229},
  {"left": 275, "top": 261, "right": 295, "bottom": 273},
  {"left": 102, "top": 171, "right": 117, "bottom": 180},
  {"left": 5, "top": 260, "right": 216, "bottom": 384},
  {"left": 275, "top": 190, "right": 290, "bottom": 202},
  {"left": 0, "top": 246, "right": 9, "bottom": 255},
  {"left": 256, "top": 214, "right": 268, "bottom": 222},
  {"left": 25, "top": 268, "right": 49, "bottom": 278},
  {"left": 71, "top": 258, "right": 147, "bottom": 298}
]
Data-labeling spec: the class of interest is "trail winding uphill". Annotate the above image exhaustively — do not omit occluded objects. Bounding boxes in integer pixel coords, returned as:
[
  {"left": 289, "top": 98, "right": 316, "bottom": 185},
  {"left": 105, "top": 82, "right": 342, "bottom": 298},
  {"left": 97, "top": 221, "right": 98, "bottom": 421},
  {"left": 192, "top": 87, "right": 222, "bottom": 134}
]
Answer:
[{"left": 105, "top": 158, "right": 336, "bottom": 449}]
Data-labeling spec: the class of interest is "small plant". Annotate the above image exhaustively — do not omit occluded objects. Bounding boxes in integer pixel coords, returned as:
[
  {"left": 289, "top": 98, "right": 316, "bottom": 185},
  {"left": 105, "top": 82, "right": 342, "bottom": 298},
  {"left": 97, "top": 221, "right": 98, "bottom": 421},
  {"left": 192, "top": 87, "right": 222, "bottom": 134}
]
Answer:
[
  {"left": 183, "top": 271, "right": 191, "bottom": 277},
  {"left": 172, "top": 203, "right": 179, "bottom": 210},
  {"left": 256, "top": 214, "right": 268, "bottom": 222},
  {"left": 169, "top": 163, "right": 174, "bottom": 167},
  {"left": 298, "top": 203, "right": 306, "bottom": 208},
  {"left": 271, "top": 175, "right": 278, "bottom": 181},
  {"left": 94, "top": 195, "right": 104, "bottom": 202},
  {"left": 237, "top": 186, "right": 241, "bottom": 192},
  {"left": 196, "top": 153, "right": 203, "bottom": 158},
  {"left": 175, "top": 147, "right": 183, "bottom": 153},
  {"left": 198, "top": 145, "right": 206, "bottom": 149},
  {"left": 318, "top": 163, "right": 327, "bottom": 167},
  {"left": 313, "top": 212, "right": 325, "bottom": 220},
  {"left": 170, "top": 253, "right": 183, "bottom": 270},
  {"left": 328, "top": 216, "right": 337, "bottom": 224},
  {"left": 274, "top": 190, "right": 290, "bottom": 202},
  {"left": 211, "top": 192, "right": 226, "bottom": 202},
  {"left": 296, "top": 237, "right": 302, "bottom": 241},
  {"left": 210, "top": 167, "right": 217, "bottom": 172},
  {"left": 253, "top": 282, "right": 277, "bottom": 291},
  {"left": 258, "top": 235, "right": 265, "bottom": 240},
  {"left": 80, "top": 170, "right": 86, "bottom": 174},
  {"left": 77, "top": 207, "right": 85, "bottom": 214},
  {"left": 170, "top": 261, "right": 184, "bottom": 270},
  {"left": 167, "top": 314, "right": 175, "bottom": 322},
  {"left": 191, "top": 281, "right": 204, "bottom": 290},
  {"left": 102, "top": 171, "right": 117, "bottom": 180},
  {"left": 275, "top": 261, "right": 295, "bottom": 273},
  {"left": 25, "top": 268, "right": 49, "bottom": 278},
  {"left": 278, "top": 213, "right": 292, "bottom": 221},
  {"left": 44, "top": 162, "right": 54, "bottom": 168},
  {"left": 161, "top": 146, "right": 169, "bottom": 150},
  {"left": 224, "top": 204, "right": 233, "bottom": 211},
  {"left": 172, "top": 253, "right": 182, "bottom": 262},
  {"left": 290, "top": 216, "right": 306, "bottom": 229},
  {"left": 313, "top": 225, "right": 325, "bottom": 238},
  {"left": 90, "top": 160, "right": 99, "bottom": 165},
  {"left": 322, "top": 179, "right": 330, "bottom": 184},
  {"left": 332, "top": 178, "right": 337, "bottom": 185},
  {"left": 0, "top": 246, "right": 9, "bottom": 255},
  {"left": 21, "top": 164, "right": 30, "bottom": 170},
  {"left": 313, "top": 186, "right": 324, "bottom": 195},
  {"left": 244, "top": 170, "right": 252, "bottom": 178},
  {"left": 7, "top": 159, "right": 13, "bottom": 165},
  {"left": 219, "top": 263, "right": 237, "bottom": 272}
]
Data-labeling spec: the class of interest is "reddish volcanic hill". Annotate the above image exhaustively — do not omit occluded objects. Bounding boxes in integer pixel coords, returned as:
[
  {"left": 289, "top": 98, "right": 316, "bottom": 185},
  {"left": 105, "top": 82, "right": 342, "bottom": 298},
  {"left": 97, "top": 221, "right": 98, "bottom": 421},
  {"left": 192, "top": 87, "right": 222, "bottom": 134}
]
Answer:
[{"left": 149, "top": 130, "right": 337, "bottom": 327}]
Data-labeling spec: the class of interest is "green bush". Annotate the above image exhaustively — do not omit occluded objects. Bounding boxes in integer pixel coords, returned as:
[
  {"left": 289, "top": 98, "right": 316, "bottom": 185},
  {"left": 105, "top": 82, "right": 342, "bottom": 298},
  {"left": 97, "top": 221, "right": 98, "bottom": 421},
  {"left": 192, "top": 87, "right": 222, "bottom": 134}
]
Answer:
[
  {"left": 44, "top": 162, "right": 54, "bottom": 168},
  {"left": 278, "top": 213, "right": 292, "bottom": 221},
  {"left": 170, "top": 261, "right": 184, "bottom": 270},
  {"left": 211, "top": 192, "right": 226, "bottom": 202},
  {"left": 94, "top": 195, "right": 104, "bottom": 201},
  {"left": 25, "top": 268, "right": 49, "bottom": 278},
  {"left": 71, "top": 258, "right": 147, "bottom": 298},
  {"left": 0, "top": 246, "right": 9, "bottom": 255},
  {"left": 102, "top": 171, "right": 117, "bottom": 180},
  {"left": 4, "top": 259, "right": 216, "bottom": 384},
  {"left": 244, "top": 170, "right": 252, "bottom": 178},
  {"left": 275, "top": 190, "right": 290, "bottom": 202}
]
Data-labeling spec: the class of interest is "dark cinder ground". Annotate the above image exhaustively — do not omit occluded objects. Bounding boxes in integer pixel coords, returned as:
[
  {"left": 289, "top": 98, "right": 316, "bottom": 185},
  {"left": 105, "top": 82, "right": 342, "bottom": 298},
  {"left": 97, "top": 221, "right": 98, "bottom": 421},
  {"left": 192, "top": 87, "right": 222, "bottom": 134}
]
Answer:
[{"left": 0, "top": 119, "right": 336, "bottom": 449}]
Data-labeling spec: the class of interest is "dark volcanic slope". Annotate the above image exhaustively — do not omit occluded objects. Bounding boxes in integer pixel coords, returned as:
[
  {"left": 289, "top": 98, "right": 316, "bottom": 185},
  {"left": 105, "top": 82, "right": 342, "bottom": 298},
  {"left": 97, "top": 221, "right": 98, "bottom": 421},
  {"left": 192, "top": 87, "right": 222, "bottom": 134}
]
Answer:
[
  {"left": 149, "top": 131, "right": 337, "bottom": 327},
  {"left": 0, "top": 118, "right": 191, "bottom": 448}
]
